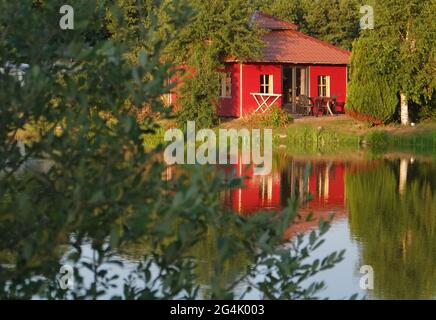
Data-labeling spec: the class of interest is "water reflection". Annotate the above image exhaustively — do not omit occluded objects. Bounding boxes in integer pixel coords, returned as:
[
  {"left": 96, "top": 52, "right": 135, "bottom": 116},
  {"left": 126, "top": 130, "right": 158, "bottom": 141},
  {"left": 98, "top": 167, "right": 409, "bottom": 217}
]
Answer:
[
  {"left": 222, "top": 158, "right": 348, "bottom": 210},
  {"left": 216, "top": 154, "right": 436, "bottom": 299},
  {"left": 220, "top": 156, "right": 350, "bottom": 239},
  {"left": 346, "top": 158, "right": 436, "bottom": 299},
  {"left": 1, "top": 152, "right": 435, "bottom": 299}
]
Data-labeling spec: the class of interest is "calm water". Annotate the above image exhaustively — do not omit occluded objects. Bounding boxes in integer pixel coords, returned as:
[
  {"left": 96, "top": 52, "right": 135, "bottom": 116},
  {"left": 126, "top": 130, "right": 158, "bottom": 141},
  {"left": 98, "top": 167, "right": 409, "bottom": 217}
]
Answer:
[
  {"left": 216, "top": 153, "right": 436, "bottom": 299},
  {"left": 2, "top": 152, "right": 436, "bottom": 300},
  {"left": 98, "top": 153, "right": 436, "bottom": 300}
]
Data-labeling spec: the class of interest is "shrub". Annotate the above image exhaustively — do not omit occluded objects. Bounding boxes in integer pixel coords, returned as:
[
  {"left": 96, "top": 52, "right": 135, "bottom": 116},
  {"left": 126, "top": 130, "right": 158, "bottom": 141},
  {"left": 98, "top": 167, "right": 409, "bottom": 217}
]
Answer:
[
  {"left": 262, "top": 106, "right": 294, "bottom": 128},
  {"left": 347, "top": 37, "right": 398, "bottom": 124},
  {"left": 417, "top": 102, "right": 436, "bottom": 122},
  {"left": 0, "top": 0, "right": 343, "bottom": 300},
  {"left": 176, "top": 58, "right": 220, "bottom": 128}
]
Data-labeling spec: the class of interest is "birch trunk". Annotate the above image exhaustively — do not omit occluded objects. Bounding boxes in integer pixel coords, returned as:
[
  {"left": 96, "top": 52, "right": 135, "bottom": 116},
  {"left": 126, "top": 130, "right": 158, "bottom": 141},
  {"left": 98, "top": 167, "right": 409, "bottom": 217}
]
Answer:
[
  {"left": 400, "top": 92, "right": 410, "bottom": 126},
  {"left": 400, "top": 20, "right": 412, "bottom": 127}
]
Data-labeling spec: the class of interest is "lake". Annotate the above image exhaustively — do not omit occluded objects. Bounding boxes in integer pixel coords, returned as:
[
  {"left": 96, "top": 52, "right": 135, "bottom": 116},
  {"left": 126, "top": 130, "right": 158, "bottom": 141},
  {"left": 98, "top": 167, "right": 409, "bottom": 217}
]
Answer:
[
  {"left": 101, "top": 151, "right": 436, "bottom": 299},
  {"left": 216, "top": 152, "right": 436, "bottom": 299},
  {"left": 1, "top": 150, "right": 435, "bottom": 300}
]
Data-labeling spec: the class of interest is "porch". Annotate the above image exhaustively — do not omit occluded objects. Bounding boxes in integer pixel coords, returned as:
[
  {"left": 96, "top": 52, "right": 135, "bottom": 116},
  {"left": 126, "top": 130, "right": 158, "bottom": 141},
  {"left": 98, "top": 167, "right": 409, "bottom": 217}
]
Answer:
[{"left": 250, "top": 63, "right": 345, "bottom": 117}]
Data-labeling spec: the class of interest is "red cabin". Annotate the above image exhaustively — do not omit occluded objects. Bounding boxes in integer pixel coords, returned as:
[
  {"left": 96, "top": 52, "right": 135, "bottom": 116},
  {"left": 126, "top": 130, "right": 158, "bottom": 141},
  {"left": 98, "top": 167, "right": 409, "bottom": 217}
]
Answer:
[{"left": 218, "top": 12, "right": 350, "bottom": 118}]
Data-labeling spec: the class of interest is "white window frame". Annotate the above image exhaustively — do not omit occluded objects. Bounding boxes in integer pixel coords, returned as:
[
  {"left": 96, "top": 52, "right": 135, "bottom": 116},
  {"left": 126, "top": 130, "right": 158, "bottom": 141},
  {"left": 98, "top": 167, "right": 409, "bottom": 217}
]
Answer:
[
  {"left": 221, "top": 72, "right": 232, "bottom": 98},
  {"left": 317, "top": 75, "right": 330, "bottom": 97},
  {"left": 260, "top": 74, "right": 274, "bottom": 94}
]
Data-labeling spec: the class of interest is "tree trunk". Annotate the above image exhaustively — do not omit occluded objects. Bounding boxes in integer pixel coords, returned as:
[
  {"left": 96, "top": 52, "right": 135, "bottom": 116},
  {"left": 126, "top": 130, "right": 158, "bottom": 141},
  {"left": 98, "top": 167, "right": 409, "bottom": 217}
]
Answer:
[
  {"left": 400, "top": 19, "right": 413, "bottom": 127},
  {"left": 400, "top": 92, "right": 410, "bottom": 126}
]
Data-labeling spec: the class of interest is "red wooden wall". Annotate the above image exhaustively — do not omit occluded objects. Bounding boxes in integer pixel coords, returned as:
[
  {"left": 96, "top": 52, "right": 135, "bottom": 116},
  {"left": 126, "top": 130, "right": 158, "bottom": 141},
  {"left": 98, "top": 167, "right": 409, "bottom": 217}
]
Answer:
[
  {"left": 218, "top": 63, "right": 348, "bottom": 117},
  {"left": 309, "top": 65, "right": 348, "bottom": 105},
  {"left": 241, "top": 63, "right": 283, "bottom": 116},
  {"left": 219, "top": 63, "right": 283, "bottom": 117}
]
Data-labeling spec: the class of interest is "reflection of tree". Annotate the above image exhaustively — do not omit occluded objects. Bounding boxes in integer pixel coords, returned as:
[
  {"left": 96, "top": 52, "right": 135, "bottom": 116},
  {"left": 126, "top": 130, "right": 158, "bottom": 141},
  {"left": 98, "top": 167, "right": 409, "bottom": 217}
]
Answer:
[
  {"left": 118, "top": 217, "right": 252, "bottom": 299},
  {"left": 0, "top": 172, "right": 71, "bottom": 298},
  {"left": 190, "top": 227, "right": 251, "bottom": 299},
  {"left": 346, "top": 160, "right": 436, "bottom": 299}
]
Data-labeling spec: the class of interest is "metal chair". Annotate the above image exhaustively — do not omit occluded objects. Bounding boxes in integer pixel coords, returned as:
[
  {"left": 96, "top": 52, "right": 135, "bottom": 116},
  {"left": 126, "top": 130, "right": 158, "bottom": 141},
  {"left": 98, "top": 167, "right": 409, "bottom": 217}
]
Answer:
[
  {"left": 297, "top": 95, "right": 312, "bottom": 116},
  {"left": 312, "top": 97, "right": 325, "bottom": 117}
]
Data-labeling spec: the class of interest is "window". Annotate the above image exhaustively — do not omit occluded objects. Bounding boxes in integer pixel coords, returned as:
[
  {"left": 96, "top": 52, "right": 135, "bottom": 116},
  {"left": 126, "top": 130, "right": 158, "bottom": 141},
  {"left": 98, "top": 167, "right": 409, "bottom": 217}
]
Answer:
[
  {"left": 260, "top": 74, "right": 274, "bottom": 94},
  {"left": 317, "top": 75, "right": 330, "bottom": 97},
  {"left": 221, "top": 72, "right": 232, "bottom": 98}
]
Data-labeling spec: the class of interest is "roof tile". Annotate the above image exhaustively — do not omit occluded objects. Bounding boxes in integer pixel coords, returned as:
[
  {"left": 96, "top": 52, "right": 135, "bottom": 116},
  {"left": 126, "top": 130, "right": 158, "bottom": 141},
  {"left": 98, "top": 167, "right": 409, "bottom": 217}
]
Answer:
[
  {"left": 230, "top": 12, "right": 351, "bottom": 65},
  {"left": 259, "top": 30, "right": 350, "bottom": 65}
]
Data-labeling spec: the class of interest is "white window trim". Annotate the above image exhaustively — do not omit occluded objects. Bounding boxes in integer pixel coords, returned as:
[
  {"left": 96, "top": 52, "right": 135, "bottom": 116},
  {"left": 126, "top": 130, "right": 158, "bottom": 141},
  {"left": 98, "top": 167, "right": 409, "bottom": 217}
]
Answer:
[
  {"left": 318, "top": 75, "right": 331, "bottom": 97},
  {"left": 260, "top": 74, "right": 274, "bottom": 94},
  {"left": 269, "top": 74, "right": 274, "bottom": 94}
]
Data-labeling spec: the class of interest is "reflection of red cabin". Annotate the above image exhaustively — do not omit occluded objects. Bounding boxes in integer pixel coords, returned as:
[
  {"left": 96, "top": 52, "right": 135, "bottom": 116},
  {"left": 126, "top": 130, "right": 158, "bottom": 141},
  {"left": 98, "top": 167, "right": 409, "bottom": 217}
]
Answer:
[
  {"left": 224, "top": 163, "right": 282, "bottom": 214},
  {"left": 221, "top": 159, "right": 348, "bottom": 238},
  {"left": 223, "top": 160, "right": 346, "bottom": 214},
  {"left": 306, "top": 162, "right": 346, "bottom": 210},
  {"left": 169, "top": 12, "right": 350, "bottom": 117}
]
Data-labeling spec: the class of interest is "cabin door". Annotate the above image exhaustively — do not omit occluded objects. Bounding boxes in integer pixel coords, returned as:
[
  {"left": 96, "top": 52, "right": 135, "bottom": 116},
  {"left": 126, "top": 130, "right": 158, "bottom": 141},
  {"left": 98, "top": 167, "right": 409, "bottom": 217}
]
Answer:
[{"left": 282, "top": 65, "right": 309, "bottom": 113}]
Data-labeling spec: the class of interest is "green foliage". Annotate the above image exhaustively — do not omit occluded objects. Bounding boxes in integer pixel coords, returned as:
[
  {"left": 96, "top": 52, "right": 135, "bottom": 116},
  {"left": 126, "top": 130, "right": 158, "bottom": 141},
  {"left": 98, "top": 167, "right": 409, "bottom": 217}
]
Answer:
[
  {"left": 365, "top": 130, "right": 388, "bottom": 146},
  {"left": 105, "top": 0, "right": 192, "bottom": 119},
  {"left": 262, "top": 106, "right": 294, "bottom": 128},
  {"left": 0, "top": 0, "right": 342, "bottom": 300},
  {"left": 280, "top": 126, "right": 362, "bottom": 152},
  {"left": 299, "top": 0, "right": 362, "bottom": 50},
  {"left": 176, "top": 50, "right": 220, "bottom": 128},
  {"left": 347, "top": 37, "right": 399, "bottom": 124},
  {"left": 417, "top": 94, "right": 436, "bottom": 122},
  {"left": 107, "top": 0, "right": 192, "bottom": 63},
  {"left": 168, "top": 0, "right": 262, "bottom": 127},
  {"left": 256, "top": 0, "right": 305, "bottom": 27},
  {"left": 377, "top": 129, "right": 436, "bottom": 154},
  {"left": 374, "top": 0, "right": 436, "bottom": 105},
  {"left": 257, "top": 0, "right": 362, "bottom": 50},
  {"left": 348, "top": 0, "right": 435, "bottom": 123}
]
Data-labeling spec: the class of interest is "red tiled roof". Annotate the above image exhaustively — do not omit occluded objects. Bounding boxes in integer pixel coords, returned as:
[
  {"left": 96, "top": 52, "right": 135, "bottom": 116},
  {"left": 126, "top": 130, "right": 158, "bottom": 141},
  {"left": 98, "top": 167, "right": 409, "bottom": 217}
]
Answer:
[
  {"left": 259, "top": 30, "right": 350, "bottom": 64},
  {"left": 251, "top": 11, "right": 298, "bottom": 30},
  {"left": 228, "top": 12, "right": 350, "bottom": 65}
]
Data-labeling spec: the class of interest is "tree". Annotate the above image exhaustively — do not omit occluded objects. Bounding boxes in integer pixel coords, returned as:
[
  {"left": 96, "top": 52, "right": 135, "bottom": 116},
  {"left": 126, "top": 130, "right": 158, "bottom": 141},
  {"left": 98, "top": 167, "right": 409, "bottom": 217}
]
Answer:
[
  {"left": 256, "top": 0, "right": 305, "bottom": 27},
  {"left": 256, "top": 0, "right": 362, "bottom": 50},
  {"left": 347, "top": 36, "right": 399, "bottom": 123},
  {"left": 166, "top": 0, "right": 263, "bottom": 127},
  {"left": 300, "top": 0, "right": 361, "bottom": 50},
  {"left": 347, "top": 0, "right": 435, "bottom": 124},
  {"left": 0, "top": 0, "right": 342, "bottom": 299}
]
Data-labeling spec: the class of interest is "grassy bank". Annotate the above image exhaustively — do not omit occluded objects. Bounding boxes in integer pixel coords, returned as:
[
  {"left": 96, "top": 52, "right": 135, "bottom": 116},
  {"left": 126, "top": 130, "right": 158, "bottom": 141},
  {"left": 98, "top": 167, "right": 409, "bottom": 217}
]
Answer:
[
  {"left": 13, "top": 115, "right": 436, "bottom": 155},
  {"left": 271, "top": 116, "right": 435, "bottom": 153},
  {"left": 219, "top": 114, "right": 435, "bottom": 153},
  {"left": 274, "top": 124, "right": 362, "bottom": 154}
]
